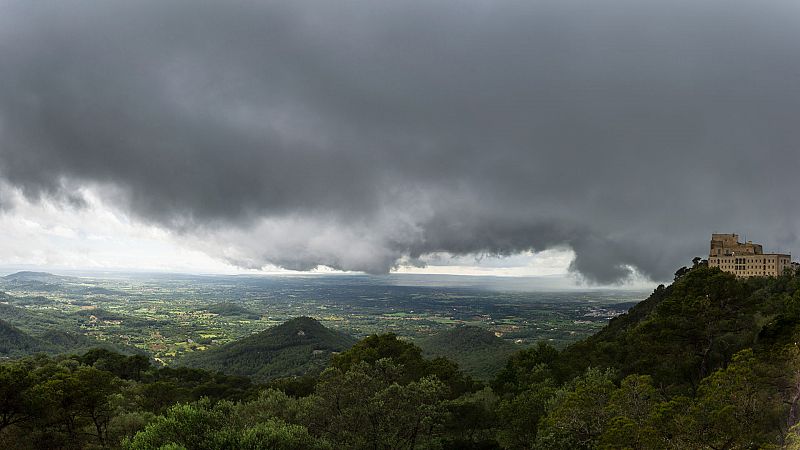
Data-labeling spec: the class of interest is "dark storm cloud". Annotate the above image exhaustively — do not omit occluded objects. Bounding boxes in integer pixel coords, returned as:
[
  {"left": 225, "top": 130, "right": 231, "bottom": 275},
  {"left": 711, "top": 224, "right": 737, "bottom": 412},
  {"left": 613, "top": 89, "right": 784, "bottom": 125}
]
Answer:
[{"left": 1, "top": 0, "right": 799, "bottom": 283}]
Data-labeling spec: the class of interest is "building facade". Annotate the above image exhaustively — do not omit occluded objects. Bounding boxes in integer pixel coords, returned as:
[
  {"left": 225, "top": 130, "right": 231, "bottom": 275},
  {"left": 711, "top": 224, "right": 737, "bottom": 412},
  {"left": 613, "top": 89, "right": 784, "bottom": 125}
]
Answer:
[{"left": 708, "top": 233, "right": 791, "bottom": 278}]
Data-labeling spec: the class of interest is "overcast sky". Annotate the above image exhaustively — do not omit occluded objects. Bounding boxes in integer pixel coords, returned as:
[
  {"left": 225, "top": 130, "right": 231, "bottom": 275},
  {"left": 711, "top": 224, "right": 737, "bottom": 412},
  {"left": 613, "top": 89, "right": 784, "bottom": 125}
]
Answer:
[{"left": 0, "top": 0, "right": 798, "bottom": 285}]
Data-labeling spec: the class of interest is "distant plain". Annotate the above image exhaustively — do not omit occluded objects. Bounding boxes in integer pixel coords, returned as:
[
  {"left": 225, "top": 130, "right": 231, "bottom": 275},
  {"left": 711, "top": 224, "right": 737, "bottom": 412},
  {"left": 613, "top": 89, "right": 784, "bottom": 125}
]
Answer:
[{"left": 0, "top": 271, "right": 646, "bottom": 365}]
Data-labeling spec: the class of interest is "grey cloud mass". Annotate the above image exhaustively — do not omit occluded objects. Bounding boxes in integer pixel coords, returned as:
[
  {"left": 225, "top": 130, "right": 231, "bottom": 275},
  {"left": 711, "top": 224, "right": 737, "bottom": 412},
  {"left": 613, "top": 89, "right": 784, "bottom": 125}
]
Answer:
[{"left": 1, "top": 0, "right": 799, "bottom": 283}]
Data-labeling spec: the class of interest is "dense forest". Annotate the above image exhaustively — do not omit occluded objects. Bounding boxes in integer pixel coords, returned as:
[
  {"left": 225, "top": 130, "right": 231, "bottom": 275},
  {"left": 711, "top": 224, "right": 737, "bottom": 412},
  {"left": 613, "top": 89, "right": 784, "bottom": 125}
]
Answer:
[{"left": 3, "top": 265, "right": 800, "bottom": 449}]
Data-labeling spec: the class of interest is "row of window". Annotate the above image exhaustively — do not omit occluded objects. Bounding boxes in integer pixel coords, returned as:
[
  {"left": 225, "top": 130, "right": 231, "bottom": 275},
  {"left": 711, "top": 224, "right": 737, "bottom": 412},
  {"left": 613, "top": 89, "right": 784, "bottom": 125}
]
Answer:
[
  {"left": 711, "top": 258, "right": 783, "bottom": 266},
  {"left": 715, "top": 264, "right": 775, "bottom": 270}
]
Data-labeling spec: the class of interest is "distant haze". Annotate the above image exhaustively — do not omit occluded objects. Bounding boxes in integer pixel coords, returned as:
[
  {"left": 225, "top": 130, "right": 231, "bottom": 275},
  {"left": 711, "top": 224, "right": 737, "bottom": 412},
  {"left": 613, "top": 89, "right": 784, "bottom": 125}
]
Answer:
[{"left": 0, "top": 0, "right": 798, "bottom": 284}]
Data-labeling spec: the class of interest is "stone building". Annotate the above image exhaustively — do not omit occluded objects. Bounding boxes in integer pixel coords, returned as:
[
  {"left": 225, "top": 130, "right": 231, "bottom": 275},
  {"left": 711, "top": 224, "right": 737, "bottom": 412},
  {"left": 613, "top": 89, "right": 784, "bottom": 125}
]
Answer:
[{"left": 708, "top": 233, "right": 791, "bottom": 278}]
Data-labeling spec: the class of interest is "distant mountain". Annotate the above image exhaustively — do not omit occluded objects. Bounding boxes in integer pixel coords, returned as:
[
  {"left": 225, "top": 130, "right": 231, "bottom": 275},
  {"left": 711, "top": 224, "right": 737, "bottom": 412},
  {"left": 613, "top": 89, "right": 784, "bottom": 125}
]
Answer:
[
  {"left": 1, "top": 271, "right": 77, "bottom": 283},
  {"left": 0, "top": 271, "right": 73, "bottom": 292},
  {"left": 177, "top": 317, "right": 357, "bottom": 381},
  {"left": 3, "top": 271, "right": 58, "bottom": 280},
  {"left": 0, "top": 319, "right": 48, "bottom": 356},
  {"left": 418, "top": 325, "right": 517, "bottom": 380}
]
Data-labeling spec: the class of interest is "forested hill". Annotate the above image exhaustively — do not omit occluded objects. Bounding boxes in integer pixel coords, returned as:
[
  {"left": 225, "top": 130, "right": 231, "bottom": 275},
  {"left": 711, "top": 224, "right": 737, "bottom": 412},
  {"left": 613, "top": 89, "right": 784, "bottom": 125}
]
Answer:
[
  {"left": 418, "top": 325, "right": 517, "bottom": 380},
  {"left": 0, "top": 303, "right": 140, "bottom": 357},
  {"left": 177, "top": 316, "right": 357, "bottom": 381},
  {"left": 557, "top": 265, "right": 800, "bottom": 393},
  {"left": 0, "top": 319, "right": 45, "bottom": 355},
  {"left": 492, "top": 265, "right": 800, "bottom": 448}
]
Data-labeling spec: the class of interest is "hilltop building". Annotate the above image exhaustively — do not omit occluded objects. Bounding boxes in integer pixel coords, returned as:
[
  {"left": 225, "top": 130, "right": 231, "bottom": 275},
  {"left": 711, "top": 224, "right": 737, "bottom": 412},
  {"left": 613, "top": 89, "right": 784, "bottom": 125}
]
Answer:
[{"left": 708, "top": 233, "right": 791, "bottom": 278}]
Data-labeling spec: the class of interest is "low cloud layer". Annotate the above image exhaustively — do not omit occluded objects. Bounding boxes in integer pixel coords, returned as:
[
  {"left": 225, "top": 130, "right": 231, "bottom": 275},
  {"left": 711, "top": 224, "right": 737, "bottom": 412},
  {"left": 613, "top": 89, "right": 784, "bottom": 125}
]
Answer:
[{"left": 1, "top": 0, "right": 799, "bottom": 283}]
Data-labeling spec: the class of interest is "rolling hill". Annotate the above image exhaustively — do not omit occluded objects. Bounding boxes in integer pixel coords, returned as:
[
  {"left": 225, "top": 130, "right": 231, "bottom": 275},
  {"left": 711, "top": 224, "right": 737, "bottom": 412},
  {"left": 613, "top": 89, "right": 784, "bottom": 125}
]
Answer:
[
  {"left": 0, "top": 318, "right": 141, "bottom": 357},
  {"left": 40, "top": 330, "right": 144, "bottom": 356},
  {"left": 177, "top": 316, "right": 357, "bottom": 381},
  {"left": 0, "top": 303, "right": 67, "bottom": 333},
  {"left": 0, "top": 302, "right": 140, "bottom": 357},
  {"left": 418, "top": 325, "right": 517, "bottom": 380},
  {"left": 0, "top": 319, "right": 48, "bottom": 356}
]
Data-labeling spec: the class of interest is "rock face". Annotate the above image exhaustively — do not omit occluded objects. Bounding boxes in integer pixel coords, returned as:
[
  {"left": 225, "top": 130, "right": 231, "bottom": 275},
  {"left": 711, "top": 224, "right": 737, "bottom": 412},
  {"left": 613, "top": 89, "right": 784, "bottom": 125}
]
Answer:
[{"left": 177, "top": 316, "right": 357, "bottom": 381}]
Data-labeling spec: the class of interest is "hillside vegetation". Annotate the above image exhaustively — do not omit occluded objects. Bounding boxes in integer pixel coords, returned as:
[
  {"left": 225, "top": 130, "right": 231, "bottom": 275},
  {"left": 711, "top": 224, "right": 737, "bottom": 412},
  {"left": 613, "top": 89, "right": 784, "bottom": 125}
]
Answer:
[
  {"left": 418, "top": 325, "right": 517, "bottom": 380},
  {"left": 177, "top": 317, "right": 357, "bottom": 381},
  {"left": 0, "top": 319, "right": 44, "bottom": 355},
  {"left": 0, "top": 304, "right": 139, "bottom": 358},
  {"left": 491, "top": 265, "right": 800, "bottom": 448},
  {"left": 4, "top": 265, "right": 800, "bottom": 449}
]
